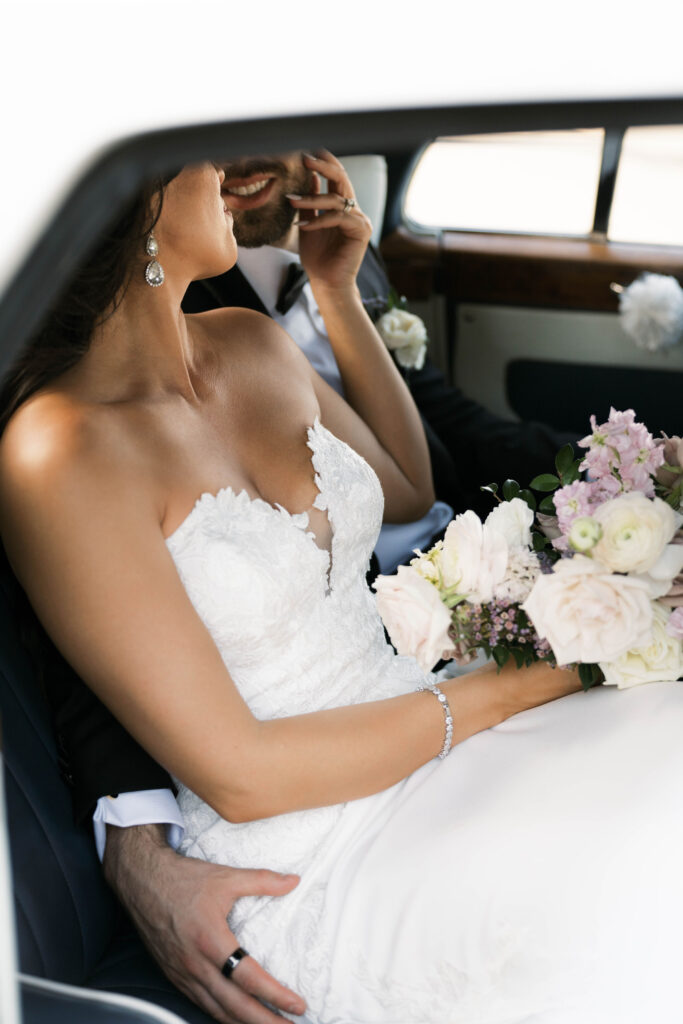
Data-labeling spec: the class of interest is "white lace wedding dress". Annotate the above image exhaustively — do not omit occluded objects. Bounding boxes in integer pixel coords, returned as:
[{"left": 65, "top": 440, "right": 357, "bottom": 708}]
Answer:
[{"left": 167, "top": 419, "right": 683, "bottom": 1024}]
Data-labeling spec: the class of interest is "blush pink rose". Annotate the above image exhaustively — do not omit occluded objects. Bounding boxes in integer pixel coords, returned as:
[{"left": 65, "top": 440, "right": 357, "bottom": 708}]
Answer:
[
  {"left": 521, "top": 554, "right": 655, "bottom": 666},
  {"left": 373, "top": 565, "right": 452, "bottom": 672}
]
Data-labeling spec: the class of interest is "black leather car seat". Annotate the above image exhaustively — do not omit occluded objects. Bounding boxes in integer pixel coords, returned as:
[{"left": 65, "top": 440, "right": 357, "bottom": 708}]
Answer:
[{"left": 0, "top": 549, "right": 213, "bottom": 1023}]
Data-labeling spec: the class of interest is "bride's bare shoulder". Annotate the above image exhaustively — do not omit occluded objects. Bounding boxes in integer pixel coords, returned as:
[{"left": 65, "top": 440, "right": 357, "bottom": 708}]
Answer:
[
  {"left": 0, "top": 389, "right": 139, "bottom": 517},
  {"left": 2, "top": 389, "right": 95, "bottom": 471},
  {"left": 190, "top": 306, "right": 313, "bottom": 374}
]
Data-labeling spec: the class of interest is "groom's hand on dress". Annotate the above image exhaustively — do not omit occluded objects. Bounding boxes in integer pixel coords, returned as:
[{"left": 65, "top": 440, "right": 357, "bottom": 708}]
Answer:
[{"left": 103, "top": 824, "right": 306, "bottom": 1023}]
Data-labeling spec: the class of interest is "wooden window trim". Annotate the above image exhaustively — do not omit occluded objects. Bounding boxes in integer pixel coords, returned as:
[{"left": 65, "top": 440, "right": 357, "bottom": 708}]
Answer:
[{"left": 381, "top": 227, "right": 683, "bottom": 312}]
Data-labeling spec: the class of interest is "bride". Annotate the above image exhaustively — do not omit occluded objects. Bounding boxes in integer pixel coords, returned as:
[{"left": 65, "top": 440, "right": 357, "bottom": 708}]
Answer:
[{"left": 1, "top": 161, "right": 682, "bottom": 1024}]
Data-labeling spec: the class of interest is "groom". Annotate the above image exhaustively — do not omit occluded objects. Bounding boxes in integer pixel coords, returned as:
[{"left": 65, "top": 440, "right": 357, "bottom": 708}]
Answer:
[
  {"left": 58, "top": 150, "right": 574, "bottom": 1024},
  {"left": 184, "top": 150, "right": 569, "bottom": 532}
]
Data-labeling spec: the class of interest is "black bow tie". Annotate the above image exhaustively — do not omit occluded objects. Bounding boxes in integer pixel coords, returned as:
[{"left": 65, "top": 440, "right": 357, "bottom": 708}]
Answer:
[{"left": 276, "top": 263, "right": 308, "bottom": 315}]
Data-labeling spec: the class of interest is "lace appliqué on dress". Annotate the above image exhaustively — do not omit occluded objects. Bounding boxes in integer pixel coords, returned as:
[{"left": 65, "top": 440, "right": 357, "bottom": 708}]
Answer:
[{"left": 165, "top": 419, "right": 435, "bottom": 1022}]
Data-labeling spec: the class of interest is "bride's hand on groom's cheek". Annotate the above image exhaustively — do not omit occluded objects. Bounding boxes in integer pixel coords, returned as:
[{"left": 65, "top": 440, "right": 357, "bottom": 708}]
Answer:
[{"left": 103, "top": 825, "right": 307, "bottom": 1023}]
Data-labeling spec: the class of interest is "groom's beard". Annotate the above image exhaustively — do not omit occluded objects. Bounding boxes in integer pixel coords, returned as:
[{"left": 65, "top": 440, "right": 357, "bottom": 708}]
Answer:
[{"left": 227, "top": 159, "right": 315, "bottom": 248}]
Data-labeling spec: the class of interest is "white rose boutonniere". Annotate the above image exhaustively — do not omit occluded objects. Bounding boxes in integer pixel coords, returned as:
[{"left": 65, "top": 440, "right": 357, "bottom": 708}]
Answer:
[{"left": 376, "top": 308, "right": 428, "bottom": 371}]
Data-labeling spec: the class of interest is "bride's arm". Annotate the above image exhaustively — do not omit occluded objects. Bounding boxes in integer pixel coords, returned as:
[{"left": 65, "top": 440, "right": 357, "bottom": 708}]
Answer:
[
  {"left": 291, "top": 151, "right": 435, "bottom": 524},
  {"left": 308, "top": 289, "right": 434, "bottom": 524},
  {"left": 0, "top": 416, "right": 579, "bottom": 827}
]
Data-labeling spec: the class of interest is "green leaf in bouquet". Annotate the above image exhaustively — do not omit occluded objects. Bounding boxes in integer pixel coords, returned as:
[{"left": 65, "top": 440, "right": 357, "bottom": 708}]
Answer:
[
  {"left": 518, "top": 488, "right": 536, "bottom": 510},
  {"left": 554, "top": 444, "right": 575, "bottom": 477},
  {"left": 492, "top": 646, "right": 510, "bottom": 671},
  {"left": 532, "top": 530, "right": 549, "bottom": 551},
  {"left": 560, "top": 462, "right": 581, "bottom": 485},
  {"left": 578, "top": 663, "right": 603, "bottom": 692},
  {"left": 502, "top": 479, "right": 521, "bottom": 501},
  {"left": 480, "top": 482, "right": 499, "bottom": 497},
  {"left": 510, "top": 647, "right": 526, "bottom": 669},
  {"left": 530, "top": 473, "right": 560, "bottom": 492},
  {"left": 664, "top": 478, "right": 683, "bottom": 509},
  {"left": 538, "top": 494, "right": 557, "bottom": 513}
]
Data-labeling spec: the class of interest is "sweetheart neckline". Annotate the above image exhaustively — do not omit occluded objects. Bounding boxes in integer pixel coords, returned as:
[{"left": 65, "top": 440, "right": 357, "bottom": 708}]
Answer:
[{"left": 164, "top": 416, "right": 329, "bottom": 548}]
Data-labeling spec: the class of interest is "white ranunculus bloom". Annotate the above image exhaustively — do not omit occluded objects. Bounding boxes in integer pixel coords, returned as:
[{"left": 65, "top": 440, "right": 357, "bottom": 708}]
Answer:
[
  {"left": 376, "top": 309, "right": 428, "bottom": 370},
  {"left": 600, "top": 603, "right": 683, "bottom": 688},
  {"left": 373, "top": 565, "right": 452, "bottom": 672},
  {"left": 635, "top": 542, "right": 683, "bottom": 599},
  {"left": 440, "top": 510, "right": 508, "bottom": 604},
  {"left": 521, "top": 555, "right": 655, "bottom": 666},
  {"left": 592, "top": 493, "right": 677, "bottom": 574},
  {"left": 485, "top": 497, "right": 534, "bottom": 550}
]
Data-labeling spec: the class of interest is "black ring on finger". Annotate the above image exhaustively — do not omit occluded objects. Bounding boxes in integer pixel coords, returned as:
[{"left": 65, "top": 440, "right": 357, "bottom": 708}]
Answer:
[{"left": 221, "top": 947, "right": 250, "bottom": 979}]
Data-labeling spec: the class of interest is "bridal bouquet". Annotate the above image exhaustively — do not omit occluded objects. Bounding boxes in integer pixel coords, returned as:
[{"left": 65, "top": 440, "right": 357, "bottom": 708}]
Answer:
[{"left": 374, "top": 409, "right": 683, "bottom": 690}]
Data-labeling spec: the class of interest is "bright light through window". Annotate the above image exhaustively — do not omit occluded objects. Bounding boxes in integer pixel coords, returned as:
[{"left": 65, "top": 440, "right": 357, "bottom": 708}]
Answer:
[
  {"left": 609, "top": 126, "right": 683, "bottom": 246},
  {"left": 405, "top": 130, "right": 604, "bottom": 236}
]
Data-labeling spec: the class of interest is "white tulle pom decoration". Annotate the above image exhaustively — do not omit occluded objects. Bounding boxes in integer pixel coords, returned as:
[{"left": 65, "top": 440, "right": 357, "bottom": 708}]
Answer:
[{"left": 617, "top": 273, "right": 683, "bottom": 352}]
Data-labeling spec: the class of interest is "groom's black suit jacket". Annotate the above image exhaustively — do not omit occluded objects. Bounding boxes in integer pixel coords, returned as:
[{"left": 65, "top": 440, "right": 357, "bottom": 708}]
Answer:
[{"left": 42, "top": 247, "right": 574, "bottom": 820}]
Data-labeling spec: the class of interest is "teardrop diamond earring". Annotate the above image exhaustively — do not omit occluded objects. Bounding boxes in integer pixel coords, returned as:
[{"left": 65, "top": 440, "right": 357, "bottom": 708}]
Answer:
[{"left": 144, "top": 234, "right": 164, "bottom": 287}]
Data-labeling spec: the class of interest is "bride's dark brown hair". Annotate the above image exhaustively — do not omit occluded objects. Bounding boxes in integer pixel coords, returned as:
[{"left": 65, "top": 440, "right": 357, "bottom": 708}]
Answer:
[
  {"left": 0, "top": 175, "right": 174, "bottom": 432},
  {"left": 0, "top": 173, "right": 179, "bottom": 780}
]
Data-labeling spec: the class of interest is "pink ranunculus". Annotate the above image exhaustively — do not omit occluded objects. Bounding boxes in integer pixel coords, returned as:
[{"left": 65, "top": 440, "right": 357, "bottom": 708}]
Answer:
[{"left": 373, "top": 565, "right": 452, "bottom": 672}]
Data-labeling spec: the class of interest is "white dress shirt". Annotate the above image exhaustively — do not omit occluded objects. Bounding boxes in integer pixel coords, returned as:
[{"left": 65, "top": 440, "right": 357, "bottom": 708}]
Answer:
[{"left": 93, "top": 245, "right": 452, "bottom": 856}]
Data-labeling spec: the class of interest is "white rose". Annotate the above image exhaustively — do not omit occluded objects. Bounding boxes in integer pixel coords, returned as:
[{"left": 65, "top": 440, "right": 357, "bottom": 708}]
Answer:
[
  {"left": 485, "top": 497, "right": 534, "bottom": 550},
  {"left": 600, "top": 603, "right": 683, "bottom": 688},
  {"left": 521, "top": 554, "right": 655, "bottom": 666},
  {"left": 376, "top": 309, "right": 428, "bottom": 371},
  {"left": 593, "top": 493, "right": 677, "bottom": 573},
  {"left": 568, "top": 516, "right": 602, "bottom": 552},
  {"left": 440, "top": 510, "right": 508, "bottom": 603},
  {"left": 373, "top": 565, "right": 452, "bottom": 672}
]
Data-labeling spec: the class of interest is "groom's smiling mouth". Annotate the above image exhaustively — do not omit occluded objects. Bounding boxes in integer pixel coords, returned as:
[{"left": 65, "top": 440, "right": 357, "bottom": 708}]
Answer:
[{"left": 223, "top": 173, "right": 277, "bottom": 211}]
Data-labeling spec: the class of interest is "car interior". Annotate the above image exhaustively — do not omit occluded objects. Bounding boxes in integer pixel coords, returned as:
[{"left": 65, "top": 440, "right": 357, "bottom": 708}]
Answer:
[{"left": 1, "top": 95, "right": 682, "bottom": 1023}]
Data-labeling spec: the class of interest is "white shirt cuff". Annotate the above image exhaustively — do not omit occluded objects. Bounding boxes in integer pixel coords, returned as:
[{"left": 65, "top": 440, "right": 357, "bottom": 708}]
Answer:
[{"left": 92, "top": 789, "right": 185, "bottom": 861}]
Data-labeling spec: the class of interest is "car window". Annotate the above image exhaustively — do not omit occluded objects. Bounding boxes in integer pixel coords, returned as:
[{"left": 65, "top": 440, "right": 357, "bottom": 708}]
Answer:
[
  {"left": 608, "top": 125, "right": 683, "bottom": 245},
  {"left": 404, "top": 129, "right": 604, "bottom": 235}
]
